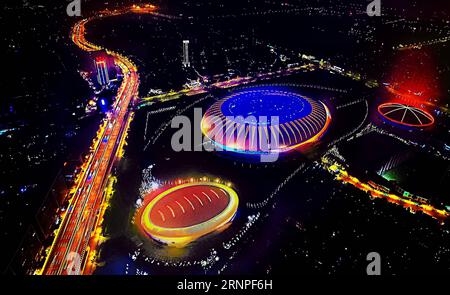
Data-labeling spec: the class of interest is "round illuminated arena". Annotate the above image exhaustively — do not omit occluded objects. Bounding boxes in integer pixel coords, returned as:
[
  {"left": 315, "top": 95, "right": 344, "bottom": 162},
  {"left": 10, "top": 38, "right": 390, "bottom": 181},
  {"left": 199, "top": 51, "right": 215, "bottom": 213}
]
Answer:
[
  {"left": 201, "top": 87, "right": 331, "bottom": 154},
  {"left": 138, "top": 182, "right": 239, "bottom": 247},
  {"left": 378, "top": 102, "right": 434, "bottom": 128}
]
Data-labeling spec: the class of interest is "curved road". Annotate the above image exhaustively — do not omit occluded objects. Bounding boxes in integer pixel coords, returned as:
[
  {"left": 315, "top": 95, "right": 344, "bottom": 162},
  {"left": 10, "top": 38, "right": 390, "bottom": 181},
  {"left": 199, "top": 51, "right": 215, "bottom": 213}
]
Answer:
[{"left": 40, "top": 5, "right": 155, "bottom": 275}]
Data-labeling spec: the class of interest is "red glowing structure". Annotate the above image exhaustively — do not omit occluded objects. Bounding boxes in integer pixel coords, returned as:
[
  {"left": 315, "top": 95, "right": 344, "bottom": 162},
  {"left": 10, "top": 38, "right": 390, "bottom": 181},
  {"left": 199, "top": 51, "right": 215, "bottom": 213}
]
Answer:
[
  {"left": 137, "top": 181, "right": 239, "bottom": 247},
  {"left": 385, "top": 49, "right": 440, "bottom": 107},
  {"left": 379, "top": 50, "right": 439, "bottom": 128}
]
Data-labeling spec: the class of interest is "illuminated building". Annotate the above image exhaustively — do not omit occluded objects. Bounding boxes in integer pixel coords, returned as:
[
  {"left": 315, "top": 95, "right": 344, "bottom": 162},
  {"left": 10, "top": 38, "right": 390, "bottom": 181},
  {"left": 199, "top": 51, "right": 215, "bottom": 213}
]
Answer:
[
  {"left": 95, "top": 58, "right": 110, "bottom": 86},
  {"left": 201, "top": 86, "right": 331, "bottom": 154},
  {"left": 137, "top": 181, "right": 238, "bottom": 247},
  {"left": 378, "top": 103, "right": 434, "bottom": 128},
  {"left": 182, "top": 40, "right": 190, "bottom": 67}
]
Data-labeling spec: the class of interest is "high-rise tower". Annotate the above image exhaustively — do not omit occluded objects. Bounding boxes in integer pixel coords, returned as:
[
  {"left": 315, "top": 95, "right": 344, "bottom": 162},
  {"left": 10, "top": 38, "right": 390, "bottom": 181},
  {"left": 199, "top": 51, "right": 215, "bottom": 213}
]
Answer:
[
  {"left": 95, "top": 58, "right": 110, "bottom": 86},
  {"left": 182, "top": 40, "right": 190, "bottom": 67}
]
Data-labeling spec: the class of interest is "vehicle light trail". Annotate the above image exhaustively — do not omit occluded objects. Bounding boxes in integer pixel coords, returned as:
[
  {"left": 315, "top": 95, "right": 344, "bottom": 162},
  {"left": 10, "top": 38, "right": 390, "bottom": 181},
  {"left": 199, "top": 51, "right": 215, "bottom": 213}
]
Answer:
[
  {"left": 322, "top": 157, "right": 450, "bottom": 222},
  {"left": 38, "top": 4, "right": 156, "bottom": 275}
]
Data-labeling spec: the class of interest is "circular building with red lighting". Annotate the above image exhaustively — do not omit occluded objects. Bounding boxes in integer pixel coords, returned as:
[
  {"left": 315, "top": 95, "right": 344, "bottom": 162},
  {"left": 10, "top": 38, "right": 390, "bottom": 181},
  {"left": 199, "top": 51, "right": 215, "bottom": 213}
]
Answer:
[
  {"left": 138, "top": 182, "right": 239, "bottom": 247},
  {"left": 378, "top": 103, "right": 434, "bottom": 128},
  {"left": 201, "top": 87, "right": 331, "bottom": 154}
]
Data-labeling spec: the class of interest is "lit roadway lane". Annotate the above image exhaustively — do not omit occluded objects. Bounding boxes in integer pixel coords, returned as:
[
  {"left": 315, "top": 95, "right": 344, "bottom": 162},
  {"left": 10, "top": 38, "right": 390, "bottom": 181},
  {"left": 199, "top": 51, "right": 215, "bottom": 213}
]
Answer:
[{"left": 41, "top": 11, "right": 140, "bottom": 275}]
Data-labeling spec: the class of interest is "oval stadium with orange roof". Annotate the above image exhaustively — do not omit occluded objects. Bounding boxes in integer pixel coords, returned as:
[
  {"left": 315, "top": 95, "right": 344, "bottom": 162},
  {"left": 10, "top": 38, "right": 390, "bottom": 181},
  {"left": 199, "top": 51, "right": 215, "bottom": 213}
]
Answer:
[{"left": 137, "top": 181, "right": 239, "bottom": 247}]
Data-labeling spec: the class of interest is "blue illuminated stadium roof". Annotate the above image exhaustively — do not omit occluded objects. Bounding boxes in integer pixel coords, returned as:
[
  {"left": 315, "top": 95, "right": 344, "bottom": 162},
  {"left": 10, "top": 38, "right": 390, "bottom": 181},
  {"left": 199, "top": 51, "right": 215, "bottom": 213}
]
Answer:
[{"left": 220, "top": 87, "right": 313, "bottom": 125}]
